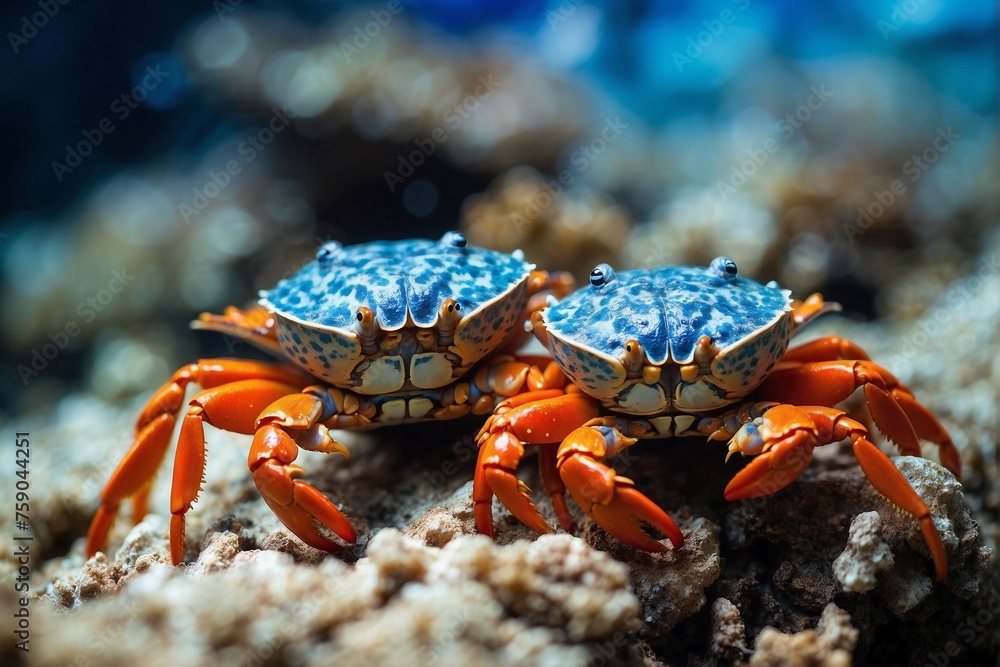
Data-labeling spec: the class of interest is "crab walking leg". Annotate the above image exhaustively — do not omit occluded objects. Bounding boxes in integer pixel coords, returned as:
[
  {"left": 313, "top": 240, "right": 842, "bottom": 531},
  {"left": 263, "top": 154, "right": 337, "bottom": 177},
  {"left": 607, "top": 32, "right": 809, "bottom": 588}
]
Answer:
[
  {"left": 772, "top": 340, "right": 960, "bottom": 476},
  {"left": 86, "top": 359, "right": 311, "bottom": 559},
  {"left": 789, "top": 293, "right": 841, "bottom": 326},
  {"left": 724, "top": 404, "right": 948, "bottom": 581},
  {"left": 778, "top": 336, "right": 871, "bottom": 362},
  {"left": 537, "top": 444, "right": 572, "bottom": 532},
  {"left": 248, "top": 392, "right": 358, "bottom": 553},
  {"left": 474, "top": 391, "right": 600, "bottom": 537},
  {"left": 166, "top": 379, "right": 305, "bottom": 564},
  {"left": 556, "top": 420, "right": 684, "bottom": 552},
  {"left": 758, "top": 359, "right": 960, "bottom": 478},
  {"left": 191, "top": 305, "right": 284, "bottom": 356}
]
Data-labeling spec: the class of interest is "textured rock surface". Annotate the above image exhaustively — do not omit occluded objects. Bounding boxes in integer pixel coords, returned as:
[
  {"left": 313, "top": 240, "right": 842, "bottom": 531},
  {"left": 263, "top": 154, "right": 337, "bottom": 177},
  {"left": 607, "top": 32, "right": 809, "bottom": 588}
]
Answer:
[
  {"left": 833, "top": 512, "right": 894, "bottom": 593},
  {"left": 749, "top": 603, "right": 858, "bottom": 667},
  {"left": 29, "top": 530, "right": 645, "bottom": 667}
]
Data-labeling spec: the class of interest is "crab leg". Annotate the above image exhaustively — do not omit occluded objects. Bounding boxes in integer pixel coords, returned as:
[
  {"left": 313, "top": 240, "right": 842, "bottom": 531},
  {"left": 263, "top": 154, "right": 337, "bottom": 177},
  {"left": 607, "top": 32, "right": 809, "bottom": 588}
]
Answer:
[
  {"left": 758, "top": 358, "right": 960, "bottom": 478},
  {"left": 556, "top": 421, "right": 684, "bottom": 551},
  {"left": 166, "top": 379, "right": 305, "bottom": 564},
  {"left": 248, "top": 392, "right": 358, "bottom": 553},
  {"left": 473, "top": 391, "right": 600, "bottom": 537},
  {"left": 191, "top": 305, "right": 284, "bottom": 356},
  {"left": 778, "top": 336, "right": 871, "bottom": 362},
  {"left": 725, "top": 404, "right": 948, "bottom": 581},
  {"left": 86, "top": 359, "right": 311, "bottom": 559}
]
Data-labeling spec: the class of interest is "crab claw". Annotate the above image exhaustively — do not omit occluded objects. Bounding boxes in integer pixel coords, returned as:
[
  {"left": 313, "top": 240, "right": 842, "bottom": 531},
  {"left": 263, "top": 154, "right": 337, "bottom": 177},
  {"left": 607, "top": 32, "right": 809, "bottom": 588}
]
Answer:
[
  {"left": 723, "top": 405, "right": 817, "bottom": 500},
  {"left": 558, "top": 426, "right": 683, "bottom": 551},
  {"left": 249, "top": 424, "right": 357, "bottom": 551},
  {"left": 474, "top": 431, "right": 553, "bottom": 536}
]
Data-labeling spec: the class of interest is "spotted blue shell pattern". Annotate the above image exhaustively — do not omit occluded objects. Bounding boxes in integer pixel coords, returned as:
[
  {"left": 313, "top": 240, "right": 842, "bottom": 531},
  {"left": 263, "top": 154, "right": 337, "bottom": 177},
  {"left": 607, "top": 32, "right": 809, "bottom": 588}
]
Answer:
[
  {"left": 259, "top": 237, "right": 534, "bottom": 386},
  {"left": 262, "top": 238, "right": 532, "bottom": 331},
  {"left": 544, "top": 265, "right": 791, "bottom": 366}
]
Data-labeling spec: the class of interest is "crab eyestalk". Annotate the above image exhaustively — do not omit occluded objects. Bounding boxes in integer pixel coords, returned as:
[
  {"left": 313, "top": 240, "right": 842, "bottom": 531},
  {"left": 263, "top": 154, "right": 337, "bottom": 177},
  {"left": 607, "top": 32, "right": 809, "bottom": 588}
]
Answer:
[
  {"left": 620, "top": 340, "right": 661, "bottom": 385},
  {"left": 354, "top": 307, "right": 380, "bottom": 356},
  {"left": 436, "top": 298, "right": 462, "bottom": 349},
  {"left": 694, "top": 335, "right": 719, "bottom": 371},
  {"left": 528, "top": 310, "right": 549, "bottom": 347}
]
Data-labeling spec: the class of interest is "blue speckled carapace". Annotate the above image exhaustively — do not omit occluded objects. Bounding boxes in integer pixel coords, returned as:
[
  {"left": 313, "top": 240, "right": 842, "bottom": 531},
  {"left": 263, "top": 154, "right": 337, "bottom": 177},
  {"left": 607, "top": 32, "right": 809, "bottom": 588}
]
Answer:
[
  {"left": 260, "top": 233, "right": 533, "bottom": 393},
  {"left": 535, "top": 258, "right": 794, "bottom": 416}
]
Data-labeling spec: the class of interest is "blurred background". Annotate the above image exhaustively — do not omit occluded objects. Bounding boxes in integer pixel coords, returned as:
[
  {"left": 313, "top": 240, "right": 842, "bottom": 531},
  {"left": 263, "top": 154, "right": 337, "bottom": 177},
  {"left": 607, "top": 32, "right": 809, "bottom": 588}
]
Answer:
[{"left": 0, "top": 0, "right": 997, "bottom": 415}]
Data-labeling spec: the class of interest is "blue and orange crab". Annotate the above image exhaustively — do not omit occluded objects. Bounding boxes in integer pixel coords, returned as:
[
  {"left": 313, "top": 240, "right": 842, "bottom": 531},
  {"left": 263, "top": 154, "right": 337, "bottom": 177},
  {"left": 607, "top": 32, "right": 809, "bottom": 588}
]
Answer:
[
  {"left": 473, "top": 258, "right": 961, "bottom": 581},
  {"left": 86, "top": 233, "right": 571, "bottom": 564}
]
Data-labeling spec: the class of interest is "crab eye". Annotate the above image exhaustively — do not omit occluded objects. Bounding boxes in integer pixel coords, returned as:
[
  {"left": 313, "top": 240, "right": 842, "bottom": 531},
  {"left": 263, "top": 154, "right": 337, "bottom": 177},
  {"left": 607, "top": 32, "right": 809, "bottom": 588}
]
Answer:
[
  {"left": 316, "top": 241, "right": 342, "bottom": 269},
  {"left": 590, "top": 263, "right": 617, "bottom": 288},
  {"left": 709, "top": 256, "right": 738, "bottom": 281},
  {"left": 441, "top": 231, "right": 467, "bottom": 250}
]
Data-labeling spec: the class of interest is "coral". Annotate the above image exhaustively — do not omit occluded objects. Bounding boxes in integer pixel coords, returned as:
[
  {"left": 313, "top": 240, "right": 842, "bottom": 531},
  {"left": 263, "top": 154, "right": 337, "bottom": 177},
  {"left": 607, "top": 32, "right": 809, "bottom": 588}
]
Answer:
[
  {"left": 709, "top": 597, "right": 749, "bottom": 662},
  {"left": 460, "top": 166, "right": 632, "bottom": 280},
  {"left": 749, "top": 603, "right": 858, "bottom": 667},
  {"left": 833, "top": 511, "right": 894, "bottom": 593},
  {"left": 31, "top": 529, "right": 643, "bottom": 667}
]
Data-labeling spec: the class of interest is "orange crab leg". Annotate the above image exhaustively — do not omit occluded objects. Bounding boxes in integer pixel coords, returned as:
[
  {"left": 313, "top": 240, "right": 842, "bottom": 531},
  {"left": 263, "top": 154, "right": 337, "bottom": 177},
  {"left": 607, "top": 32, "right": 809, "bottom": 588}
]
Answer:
[
  {"left": 557, "top": 425, "right": 683, "bottom": 551},
  {"left": 778, "top": 336, "right": 871, "bottom": 363},
  {"left": 248, "top": 393, "right": 356, "bottom": 552},
  {"left": 758, "top": 360, "right": 960, "bottom": 478},
  {"left": 86, "top": 358, "right": 310, "bottom": 560},
  {"left": 86, "top": 413, "right": 175, "bottom": 559},
  {"left": 474, "top": 391, "right": 600, "bottom": 537},
  {"left": 249, "top": 424, "right": 356, "bottom": 552},
  {"left": 725, "top": 404, "right": 948, "bottom": 581},
  {"left": 192, "top": 305, "right": 284, "bottom": 356},
  {"left": 167, "top": 379, "right": 304, "bottom": 564},
  {"left": 790, "top": 293, "right": 841, "bottom": 327},
  {"left": 537, "top": 444, "right": 572, "bottom": 532}
]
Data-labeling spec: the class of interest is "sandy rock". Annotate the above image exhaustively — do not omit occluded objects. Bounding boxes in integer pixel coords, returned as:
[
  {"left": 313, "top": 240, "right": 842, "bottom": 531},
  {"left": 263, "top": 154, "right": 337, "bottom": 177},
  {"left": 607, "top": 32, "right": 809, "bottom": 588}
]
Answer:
[
  {"left": 607, "top": 516, "right": 723, "bottom": 638},
  {"left": 833, "top": 511, "right": 894, "bottom": 593},
  {"left": 32, "top": 529, "right": 644, "bottom": 667},
  {"left": 750, "top": 603, "right": 858, "bottom": 667},
  {"left": 709, "top": 597, "right": 749, "bottom": 661}
]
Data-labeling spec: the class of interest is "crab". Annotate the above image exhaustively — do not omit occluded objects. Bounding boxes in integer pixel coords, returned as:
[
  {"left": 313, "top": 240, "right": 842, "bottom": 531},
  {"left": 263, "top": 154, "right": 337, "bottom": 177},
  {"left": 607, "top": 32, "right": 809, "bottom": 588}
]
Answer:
[
  {"left": 86, "top": 232, "right": 571, "bottom": 564},
  {"left": 473, "top": 257, "right": 961, "bottom": 581}
]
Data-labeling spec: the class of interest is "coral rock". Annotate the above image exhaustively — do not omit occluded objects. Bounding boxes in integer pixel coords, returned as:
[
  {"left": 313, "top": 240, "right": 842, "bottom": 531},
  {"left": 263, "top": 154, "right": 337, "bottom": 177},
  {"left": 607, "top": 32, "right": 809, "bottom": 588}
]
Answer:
[{"left": 833, "top": 511, "right": 894, "bottom": 593}]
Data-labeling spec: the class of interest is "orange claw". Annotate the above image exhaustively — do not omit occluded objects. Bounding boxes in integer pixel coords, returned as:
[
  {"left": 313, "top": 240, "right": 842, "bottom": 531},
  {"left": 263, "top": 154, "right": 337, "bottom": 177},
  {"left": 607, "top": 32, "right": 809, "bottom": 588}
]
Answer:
[
  {"left": 724, "top": 404, "right": 948, "bottom": 581},
  {"left": 473, "top": 391, "right": 600, "bottom": 537},
  {"left": 475, "top": 431, "right": 553, "bottom": 536},
  {"left": 249, "top": 424, "right": 356, "bottom": 551},
  {"left": 86, "top": 358, "right": 310, "bottom": 562},
  {"left": 558, "top": 426, "right": 683, "bottom": 551},
  {"left": 758, "top": 358, "right": 959, "bottom": 479}
]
